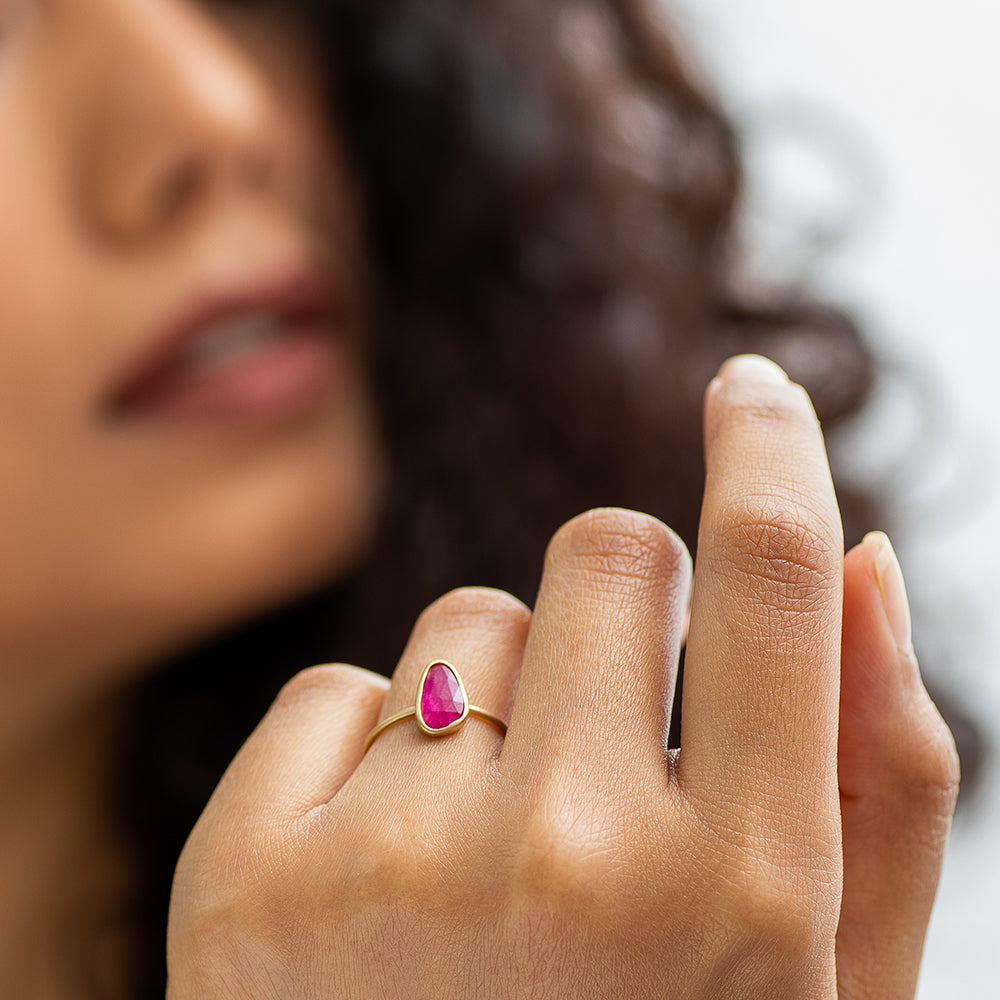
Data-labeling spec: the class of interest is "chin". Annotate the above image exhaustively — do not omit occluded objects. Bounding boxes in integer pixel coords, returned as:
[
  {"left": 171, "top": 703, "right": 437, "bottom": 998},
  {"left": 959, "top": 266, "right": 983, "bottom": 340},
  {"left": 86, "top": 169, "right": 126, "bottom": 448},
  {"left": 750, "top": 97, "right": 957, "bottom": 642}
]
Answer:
[
  {"left": 154, "top": 450, "right": 385, "bottom": 667},
  {"left": 220, "top": 470, "right": 382, "bottom": 624},
  {"left": 87, "top": 419, "right": 387, "bottom": 688}
]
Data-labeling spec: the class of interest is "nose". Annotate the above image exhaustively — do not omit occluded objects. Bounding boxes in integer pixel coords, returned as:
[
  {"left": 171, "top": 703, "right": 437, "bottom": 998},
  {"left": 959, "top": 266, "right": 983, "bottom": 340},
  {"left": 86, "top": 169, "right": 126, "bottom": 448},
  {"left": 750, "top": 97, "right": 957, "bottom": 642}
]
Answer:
[{"left": 73, "top": 0, "right": 279, "bottom": 245}]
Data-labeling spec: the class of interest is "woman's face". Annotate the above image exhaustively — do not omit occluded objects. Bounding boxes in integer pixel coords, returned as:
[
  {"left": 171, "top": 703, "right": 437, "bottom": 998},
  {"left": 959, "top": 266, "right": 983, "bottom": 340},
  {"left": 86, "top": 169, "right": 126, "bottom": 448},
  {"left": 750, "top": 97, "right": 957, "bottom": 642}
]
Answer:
[{"left": 0, "top": 0, "right": 382, "bottom": 705}]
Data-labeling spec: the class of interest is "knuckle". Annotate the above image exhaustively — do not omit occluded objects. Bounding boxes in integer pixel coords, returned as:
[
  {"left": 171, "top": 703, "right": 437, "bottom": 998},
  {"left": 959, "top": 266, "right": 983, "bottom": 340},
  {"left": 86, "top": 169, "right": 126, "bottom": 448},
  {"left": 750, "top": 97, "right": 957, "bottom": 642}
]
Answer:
[
  {"left": 167, "top": 894, "right": 248, "bottom": 982},
  {"left": 508, "top": 788, "right": 629, "bottom": 914},
  {"left": 167, "top": 877, "right": 304, "bottom": 989},
  {"left": 342, "top": 823, "right": 453, "bottom": 909},
  {"left": 547, "top": 507, "right": 691, "bottom": 587},
  {"left": 718, "top": 864, "right": 831, "bottom": 965},
  {"left": 714, "top": 496, "right": 840, "bottom": 604},
  {"left": 416, "top": 586, "right": 530, "bottom": 635},
  {"left": 275, "top": 663, "right": 369, "bottom": 708},
  {"left": 897, "top": 707, "right": 962, "bottom": 810}
]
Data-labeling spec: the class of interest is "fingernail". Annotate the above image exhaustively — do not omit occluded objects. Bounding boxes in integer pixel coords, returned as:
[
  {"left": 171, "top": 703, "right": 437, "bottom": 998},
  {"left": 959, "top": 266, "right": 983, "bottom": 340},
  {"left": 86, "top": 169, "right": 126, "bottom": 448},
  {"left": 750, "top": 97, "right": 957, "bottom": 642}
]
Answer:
[
  {"left": 716, "top": 354, "right": 789, "bottom": 386},
  {"left": 866, "top": 531, "right": 914, "bottom": 655}
]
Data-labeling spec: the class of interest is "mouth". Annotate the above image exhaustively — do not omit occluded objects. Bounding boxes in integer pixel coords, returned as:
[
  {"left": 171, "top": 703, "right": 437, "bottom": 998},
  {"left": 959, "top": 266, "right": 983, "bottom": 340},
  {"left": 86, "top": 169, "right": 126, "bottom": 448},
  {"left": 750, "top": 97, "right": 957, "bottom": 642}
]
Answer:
[{"left": 106, "top": 264, "right": 345, "bottom": 423}]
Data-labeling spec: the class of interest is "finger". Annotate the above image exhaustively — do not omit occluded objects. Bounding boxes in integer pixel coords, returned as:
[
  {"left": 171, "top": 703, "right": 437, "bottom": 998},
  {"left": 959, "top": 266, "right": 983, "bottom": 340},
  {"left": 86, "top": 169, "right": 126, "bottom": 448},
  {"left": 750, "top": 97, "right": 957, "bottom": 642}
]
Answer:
[
  {"left": 837, "top": 532, "right": 959, "bottom": 1000},
  {"left": 505, "top": 507, "right": 691, "bottom": 774},
  {"left": 680, "top": 355, "right": 844, "bottom": 809},
  {"left": 361, "top": 587, "right": 530, "bottom": 768},
  {"left": 202, "top": 663, "right": 389, "bottom": 833}
]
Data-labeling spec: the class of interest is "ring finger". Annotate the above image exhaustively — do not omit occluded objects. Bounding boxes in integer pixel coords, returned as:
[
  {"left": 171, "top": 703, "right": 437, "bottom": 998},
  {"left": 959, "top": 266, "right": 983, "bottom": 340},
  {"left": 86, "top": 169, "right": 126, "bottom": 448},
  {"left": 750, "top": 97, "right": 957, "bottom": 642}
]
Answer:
[{"left": 359, "top": 586, "right": 530, "bottom": 773}]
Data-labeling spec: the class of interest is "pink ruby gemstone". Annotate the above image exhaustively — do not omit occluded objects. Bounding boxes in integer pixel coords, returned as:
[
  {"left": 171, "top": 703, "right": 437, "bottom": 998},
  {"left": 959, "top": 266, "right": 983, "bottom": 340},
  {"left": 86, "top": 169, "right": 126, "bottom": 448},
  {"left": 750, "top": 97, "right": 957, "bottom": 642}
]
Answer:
[{"left": 419, "top": 662, "right": 466, "bottom": 730}]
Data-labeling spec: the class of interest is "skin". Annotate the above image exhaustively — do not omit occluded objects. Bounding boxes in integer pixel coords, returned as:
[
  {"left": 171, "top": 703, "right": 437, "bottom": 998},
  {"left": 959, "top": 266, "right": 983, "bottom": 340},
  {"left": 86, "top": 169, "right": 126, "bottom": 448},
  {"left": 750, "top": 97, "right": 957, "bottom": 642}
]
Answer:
[
  {"left": 0, "top": 0, "right": 383, "bottom": 748},
  {"left": 0, "top": 0, "right": 381, "bottom": 993},
  {"left": 0, "top": 1, "right": 958, "bottom": 997},
  {"left": 168, "top": 357, "right": 959, "bottom": 999}
]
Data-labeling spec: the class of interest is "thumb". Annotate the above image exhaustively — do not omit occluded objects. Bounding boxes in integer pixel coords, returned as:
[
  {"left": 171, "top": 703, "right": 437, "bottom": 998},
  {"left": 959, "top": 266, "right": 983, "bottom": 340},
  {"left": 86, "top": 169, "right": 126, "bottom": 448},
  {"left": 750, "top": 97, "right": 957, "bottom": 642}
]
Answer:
[{"left": 836, "top": 532, "right": 960, "bottom": 1000}]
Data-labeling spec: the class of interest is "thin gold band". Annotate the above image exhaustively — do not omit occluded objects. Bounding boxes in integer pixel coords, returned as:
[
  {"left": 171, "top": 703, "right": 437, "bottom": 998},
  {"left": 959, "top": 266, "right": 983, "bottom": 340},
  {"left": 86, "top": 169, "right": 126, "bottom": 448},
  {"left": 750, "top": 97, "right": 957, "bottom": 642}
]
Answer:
[{"left": 364, "top": 705, "right": 507, "bottom": 754}]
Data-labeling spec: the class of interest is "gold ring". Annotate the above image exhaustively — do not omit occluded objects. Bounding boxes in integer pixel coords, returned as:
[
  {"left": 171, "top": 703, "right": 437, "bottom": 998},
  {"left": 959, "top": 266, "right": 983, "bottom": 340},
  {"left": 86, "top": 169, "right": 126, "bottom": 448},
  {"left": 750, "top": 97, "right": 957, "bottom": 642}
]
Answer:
[{"left": 363, "top": 660, "right": 507, "bottom": 753}]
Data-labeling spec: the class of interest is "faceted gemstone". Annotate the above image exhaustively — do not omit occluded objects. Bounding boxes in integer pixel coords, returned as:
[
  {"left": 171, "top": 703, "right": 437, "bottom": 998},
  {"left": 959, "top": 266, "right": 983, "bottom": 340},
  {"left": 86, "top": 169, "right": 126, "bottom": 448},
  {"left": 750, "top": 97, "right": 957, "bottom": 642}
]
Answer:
[{"left": 419, "top": 661, "right": 466, "bottom": 730}]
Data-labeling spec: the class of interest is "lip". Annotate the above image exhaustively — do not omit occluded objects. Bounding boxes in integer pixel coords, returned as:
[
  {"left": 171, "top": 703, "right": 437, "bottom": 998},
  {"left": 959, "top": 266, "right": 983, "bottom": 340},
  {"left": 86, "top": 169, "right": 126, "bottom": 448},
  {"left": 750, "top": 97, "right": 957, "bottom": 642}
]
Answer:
[{"left": 105, "top": 261, "right": 344, "bottom": 423}]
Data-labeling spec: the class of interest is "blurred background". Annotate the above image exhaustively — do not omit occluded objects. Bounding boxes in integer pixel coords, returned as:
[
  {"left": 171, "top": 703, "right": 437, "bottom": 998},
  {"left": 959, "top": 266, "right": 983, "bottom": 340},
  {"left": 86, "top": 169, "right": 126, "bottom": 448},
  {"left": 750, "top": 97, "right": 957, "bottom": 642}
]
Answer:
[{"left": 672, "top": 0, "right": 999, "bottom": 993}]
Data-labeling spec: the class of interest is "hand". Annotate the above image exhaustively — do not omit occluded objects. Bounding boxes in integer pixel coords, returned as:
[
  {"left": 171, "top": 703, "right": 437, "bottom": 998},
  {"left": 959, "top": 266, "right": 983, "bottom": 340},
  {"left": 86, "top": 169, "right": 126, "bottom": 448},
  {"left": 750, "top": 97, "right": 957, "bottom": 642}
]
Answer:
[{"left": 166, "top": 355, "right": 958, "bottom": 999}]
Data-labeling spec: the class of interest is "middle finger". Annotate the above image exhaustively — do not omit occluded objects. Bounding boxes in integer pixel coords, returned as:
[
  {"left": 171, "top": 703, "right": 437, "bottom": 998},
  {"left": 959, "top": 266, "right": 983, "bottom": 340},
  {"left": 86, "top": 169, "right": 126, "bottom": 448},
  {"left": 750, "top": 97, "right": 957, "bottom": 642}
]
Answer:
[
  {"left": 680, "top": 354, "right": 844, "bottom": 811},
  {"left": 504, "top": 507, "right": 692, "bottom": 775}
]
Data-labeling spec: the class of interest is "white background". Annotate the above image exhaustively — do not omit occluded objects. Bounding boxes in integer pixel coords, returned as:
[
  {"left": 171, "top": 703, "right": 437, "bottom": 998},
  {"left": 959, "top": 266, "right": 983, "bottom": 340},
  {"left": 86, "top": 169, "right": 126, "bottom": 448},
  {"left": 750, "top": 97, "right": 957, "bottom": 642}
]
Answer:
[{"left": 672, "top": 0, "right": 1000, "bottom": 994}]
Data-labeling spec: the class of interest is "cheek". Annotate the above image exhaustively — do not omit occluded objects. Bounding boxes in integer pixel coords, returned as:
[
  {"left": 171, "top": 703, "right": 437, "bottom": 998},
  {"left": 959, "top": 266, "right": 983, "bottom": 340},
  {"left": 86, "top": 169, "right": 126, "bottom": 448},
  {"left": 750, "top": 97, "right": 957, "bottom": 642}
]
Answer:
[
  {"left": 0, "top": 135, "right": 87, "bottom": 593},
  {"left": 0, "top": 101, "right": 116, "bottom": 609},
  {"left": 0, "top": 69, "right": 106, "bottom": 430}
]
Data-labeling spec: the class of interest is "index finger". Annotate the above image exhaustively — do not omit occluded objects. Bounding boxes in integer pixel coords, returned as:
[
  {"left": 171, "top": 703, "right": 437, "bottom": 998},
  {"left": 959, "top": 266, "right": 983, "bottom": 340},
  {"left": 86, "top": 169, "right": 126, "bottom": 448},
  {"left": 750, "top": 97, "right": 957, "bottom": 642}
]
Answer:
[{"left": 679, "top": 355, "right": 844, "bottom": 819}]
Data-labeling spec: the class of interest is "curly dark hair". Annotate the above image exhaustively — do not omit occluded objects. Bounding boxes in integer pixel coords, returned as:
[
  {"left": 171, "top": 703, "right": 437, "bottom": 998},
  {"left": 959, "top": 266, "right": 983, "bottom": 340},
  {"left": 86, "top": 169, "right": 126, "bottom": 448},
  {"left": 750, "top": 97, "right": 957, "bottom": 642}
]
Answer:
[{"left": 107, "top": 0, "right": 966, "bottom": 995}]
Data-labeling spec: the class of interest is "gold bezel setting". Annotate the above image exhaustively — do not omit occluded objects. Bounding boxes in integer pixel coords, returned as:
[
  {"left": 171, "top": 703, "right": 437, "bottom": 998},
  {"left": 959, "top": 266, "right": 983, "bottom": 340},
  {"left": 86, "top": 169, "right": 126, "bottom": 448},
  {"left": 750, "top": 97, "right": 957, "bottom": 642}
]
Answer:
[{"left": 415, "top": 659, "right": 470, "bottom": 735}]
